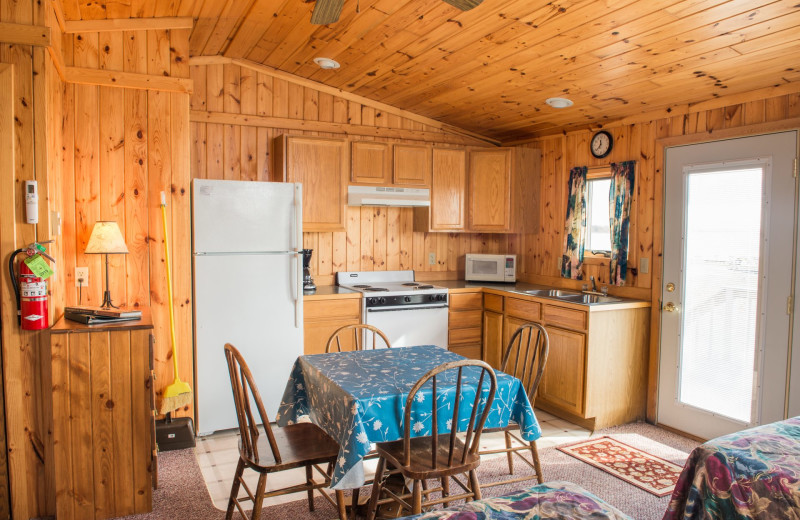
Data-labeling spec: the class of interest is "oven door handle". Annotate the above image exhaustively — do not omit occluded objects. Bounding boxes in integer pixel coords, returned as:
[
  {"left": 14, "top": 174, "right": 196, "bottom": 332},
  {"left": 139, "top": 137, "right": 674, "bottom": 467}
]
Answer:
[{"left": 366, "top": 305, "right": 449, "bottom": 312}]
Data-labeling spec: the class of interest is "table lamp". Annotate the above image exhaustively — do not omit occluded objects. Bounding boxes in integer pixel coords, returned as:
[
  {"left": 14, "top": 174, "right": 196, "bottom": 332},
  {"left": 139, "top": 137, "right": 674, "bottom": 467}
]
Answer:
[{"left": 85, "top": 221, "right": 128, "bottom": 309}]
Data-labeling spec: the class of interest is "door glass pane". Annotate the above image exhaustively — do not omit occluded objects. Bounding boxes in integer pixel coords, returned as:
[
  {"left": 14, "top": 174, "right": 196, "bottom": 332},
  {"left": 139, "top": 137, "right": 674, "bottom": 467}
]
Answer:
[{"left": 679, "top": 167, "right": 763, "bottom": 422}]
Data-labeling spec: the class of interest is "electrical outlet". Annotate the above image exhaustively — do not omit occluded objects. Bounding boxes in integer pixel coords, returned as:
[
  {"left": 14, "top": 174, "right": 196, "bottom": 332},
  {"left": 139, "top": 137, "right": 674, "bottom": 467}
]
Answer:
[
  {"left": 428, "top": 252, "right": 436, "bottom": 265},
  {"left": 640, "top": 257, "right": 649, "bottom": 274},
  {"left": 75, "top": 267, "right": 88, "bottom": 288}
]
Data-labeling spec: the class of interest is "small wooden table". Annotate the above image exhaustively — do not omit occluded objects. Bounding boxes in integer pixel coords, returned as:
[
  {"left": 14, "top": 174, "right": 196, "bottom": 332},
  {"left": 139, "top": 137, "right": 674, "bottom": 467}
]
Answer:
[{"left": 48, "top": 309, "right": 156, "bottom": 519}]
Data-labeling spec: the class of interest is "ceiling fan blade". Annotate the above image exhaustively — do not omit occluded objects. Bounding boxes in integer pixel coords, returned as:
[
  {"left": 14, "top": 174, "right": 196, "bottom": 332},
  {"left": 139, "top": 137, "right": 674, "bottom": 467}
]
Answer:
[
  {"left": 311, "top": 0, "right": 344, "bottom": 24},
  {"left": 441, "top": 0, "right": 484, "bottom": 11}
]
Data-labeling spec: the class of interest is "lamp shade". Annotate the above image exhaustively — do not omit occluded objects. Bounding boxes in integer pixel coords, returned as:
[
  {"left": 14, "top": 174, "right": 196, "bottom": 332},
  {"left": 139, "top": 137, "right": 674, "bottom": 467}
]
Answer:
[{"left": 85, "top": 221, "right": 129, "bottom": 254}]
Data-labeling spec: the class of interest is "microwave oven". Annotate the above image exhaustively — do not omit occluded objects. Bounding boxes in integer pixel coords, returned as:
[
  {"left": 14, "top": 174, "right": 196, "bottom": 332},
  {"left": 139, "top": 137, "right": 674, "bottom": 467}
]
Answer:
[{"left": 465, "top": 254, "right": 516, "bottom": 282}]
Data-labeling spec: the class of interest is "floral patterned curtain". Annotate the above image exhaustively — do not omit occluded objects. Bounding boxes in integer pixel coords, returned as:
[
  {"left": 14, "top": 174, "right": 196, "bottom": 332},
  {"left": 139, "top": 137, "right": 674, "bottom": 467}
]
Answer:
[
  {"left": 609, "top": 160, "right": 636, "bottom": 285},
  {"left": 561, "top": 166, "right": 587, "bottom": 279}
]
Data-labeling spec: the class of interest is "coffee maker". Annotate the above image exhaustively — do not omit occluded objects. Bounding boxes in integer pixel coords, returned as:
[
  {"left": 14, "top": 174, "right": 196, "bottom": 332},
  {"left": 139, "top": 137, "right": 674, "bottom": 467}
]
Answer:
[{"left": 302, "top": 249, "right": 316, "bottom": 292}]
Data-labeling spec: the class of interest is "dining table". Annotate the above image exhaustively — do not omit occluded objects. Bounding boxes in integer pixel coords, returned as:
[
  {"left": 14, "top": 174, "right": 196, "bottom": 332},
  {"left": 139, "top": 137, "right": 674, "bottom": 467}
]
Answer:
[
  {"left": 275, "top": 345, "right": 541, "bottom": 489},
  {"left": 662, "top": 416, "right": 800, "bottom": 519}
]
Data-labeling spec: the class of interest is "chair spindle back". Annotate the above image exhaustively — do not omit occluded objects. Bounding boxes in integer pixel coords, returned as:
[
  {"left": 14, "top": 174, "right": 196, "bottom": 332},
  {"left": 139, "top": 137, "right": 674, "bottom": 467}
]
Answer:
[
  {"left": 402, "top": 359, "right": 497, "bottom": 469},
  {"left": 326, "top": 324, "right": 392, "bottom": 353},
  {"left": 224, "top": 343, "right": 282, "bottom": 465},
  {"left": 501, "top": 323, "right": 549, "bottom": 400}
]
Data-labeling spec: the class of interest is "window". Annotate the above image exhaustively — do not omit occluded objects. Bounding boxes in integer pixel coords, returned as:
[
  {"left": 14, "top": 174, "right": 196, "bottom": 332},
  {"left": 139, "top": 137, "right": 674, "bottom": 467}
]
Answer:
[{"left": 585, "top": 176, "right": 611, "bottom": 253}]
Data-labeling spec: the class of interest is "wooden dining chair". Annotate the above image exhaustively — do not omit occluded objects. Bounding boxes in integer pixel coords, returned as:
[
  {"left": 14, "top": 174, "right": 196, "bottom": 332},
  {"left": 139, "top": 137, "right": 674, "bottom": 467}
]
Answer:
[
  {"left": 479, "top": 322, "right": 549, "bottom": 488},
  {"left": 325, "top": 323, "right": 392, "bottom": 352},
  {"left": 366, "top": 359, "right": 498, "bottom": 519},
  {"left": 223, "top": 343, "right": 347, "bottom": 520}
]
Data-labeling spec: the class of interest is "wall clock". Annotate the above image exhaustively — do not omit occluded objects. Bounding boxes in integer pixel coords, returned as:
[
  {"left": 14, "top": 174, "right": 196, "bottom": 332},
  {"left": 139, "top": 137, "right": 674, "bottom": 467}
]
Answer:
[{"left": 590, "top": 130, "right": 613, "bottom": 159}]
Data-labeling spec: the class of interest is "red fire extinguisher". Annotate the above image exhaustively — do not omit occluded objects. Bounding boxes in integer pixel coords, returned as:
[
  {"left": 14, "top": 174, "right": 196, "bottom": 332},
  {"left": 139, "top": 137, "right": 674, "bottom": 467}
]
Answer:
[{"left": 9, "top": 243, "right": 53, "bottom": 330}]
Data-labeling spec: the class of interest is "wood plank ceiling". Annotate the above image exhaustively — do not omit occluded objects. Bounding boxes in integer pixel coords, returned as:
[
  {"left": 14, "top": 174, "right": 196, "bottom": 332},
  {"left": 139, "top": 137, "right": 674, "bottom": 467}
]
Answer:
[{"left": 61, "top": 0, "right": 800, "bottom": 141}]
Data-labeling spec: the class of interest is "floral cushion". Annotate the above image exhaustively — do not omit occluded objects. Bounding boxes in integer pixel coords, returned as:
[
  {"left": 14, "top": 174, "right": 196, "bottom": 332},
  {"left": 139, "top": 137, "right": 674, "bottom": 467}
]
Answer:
[{"left": 399, "top": 481, "right": 632, "bottom": 519}]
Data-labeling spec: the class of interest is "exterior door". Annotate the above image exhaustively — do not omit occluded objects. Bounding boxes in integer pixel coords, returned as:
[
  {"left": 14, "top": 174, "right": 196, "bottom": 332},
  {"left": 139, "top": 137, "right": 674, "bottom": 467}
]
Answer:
[{"left": 658, "top": 131, "right": 798, "bottom": 439}]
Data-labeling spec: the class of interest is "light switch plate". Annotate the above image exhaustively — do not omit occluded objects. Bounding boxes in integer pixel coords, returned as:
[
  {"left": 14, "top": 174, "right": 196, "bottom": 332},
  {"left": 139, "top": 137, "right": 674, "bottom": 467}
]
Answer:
[
  {"left": 640, "top": 257, "right": 649, "bottom": 274},
  {"left": 75, "top": 267, "right": 88, "bottom": 287},
  {"left": 428, "top": 252, "right": 436, "bottom": 265}
]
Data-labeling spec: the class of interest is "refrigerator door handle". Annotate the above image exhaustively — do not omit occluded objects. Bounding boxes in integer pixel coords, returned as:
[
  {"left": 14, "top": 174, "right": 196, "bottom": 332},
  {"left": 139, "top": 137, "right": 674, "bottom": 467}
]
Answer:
[{"left": 293, "top": 184, "right": 303, "bottom": 329}]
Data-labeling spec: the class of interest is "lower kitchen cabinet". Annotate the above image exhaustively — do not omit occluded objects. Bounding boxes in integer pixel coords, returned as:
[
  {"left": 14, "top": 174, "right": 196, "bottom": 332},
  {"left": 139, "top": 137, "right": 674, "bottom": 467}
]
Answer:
[
  {"left": 482, "top": 290, "right": 649, "bottom": 430},
  {"left": 448, "top": 290, "right": 483, "bottom": 359},
  {"left": 48, "top": 310, "right": 156, "bottom": 520},
  {"left": 537, "top": 326, "right": 586, "bottom": 417},
  {"left": 483, "top": 310, "right": 504, "bottom": 370},
  {"left": 304, "top": 298, "right": 361, "bottom": 355}
]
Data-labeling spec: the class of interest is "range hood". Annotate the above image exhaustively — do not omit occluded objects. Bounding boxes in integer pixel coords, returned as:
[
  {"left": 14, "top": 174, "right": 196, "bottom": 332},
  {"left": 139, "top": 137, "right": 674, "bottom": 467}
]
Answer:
[{"left": 347, "top": 185, "right": 430, "bottom": 207}]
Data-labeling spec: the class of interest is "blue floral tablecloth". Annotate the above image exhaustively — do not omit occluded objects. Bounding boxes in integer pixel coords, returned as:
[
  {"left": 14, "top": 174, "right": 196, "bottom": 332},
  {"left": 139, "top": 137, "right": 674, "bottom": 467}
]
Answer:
[
  {"left": 276, "top": 345, "right": 541, "bottom": 489},
  {"left": 663, "top": 417, "right": 800, "bottom": 519},
  {"left": 399, "top": 481, "right": 632, "bottom": 519}
]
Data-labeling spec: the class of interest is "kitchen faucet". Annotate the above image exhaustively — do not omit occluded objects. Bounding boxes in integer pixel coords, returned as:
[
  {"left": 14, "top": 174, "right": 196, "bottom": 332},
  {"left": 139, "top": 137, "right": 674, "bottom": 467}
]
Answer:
[{"left": 584, "top": 276, "right": 608, "bottom": 296}]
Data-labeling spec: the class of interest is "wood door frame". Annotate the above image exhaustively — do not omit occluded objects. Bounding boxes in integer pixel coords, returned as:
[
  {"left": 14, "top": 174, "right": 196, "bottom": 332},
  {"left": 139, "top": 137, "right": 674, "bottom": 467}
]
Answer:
[
  {"left": 0, "top": 61, "right": 14, "bottom": 520},
  {"left": 647, "top": 117, "right": 800, "bottom": 423}
]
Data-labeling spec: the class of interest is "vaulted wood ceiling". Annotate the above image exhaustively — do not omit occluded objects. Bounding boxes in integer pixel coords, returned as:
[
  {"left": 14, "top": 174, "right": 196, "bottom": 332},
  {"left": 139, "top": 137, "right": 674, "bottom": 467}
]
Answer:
[{"left": 61, "top": 0, "right": 800, "bottom": 141}]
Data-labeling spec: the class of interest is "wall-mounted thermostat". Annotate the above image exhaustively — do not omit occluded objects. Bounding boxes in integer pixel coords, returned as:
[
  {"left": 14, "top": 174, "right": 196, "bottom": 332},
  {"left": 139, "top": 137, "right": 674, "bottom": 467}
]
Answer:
[{"left": 25, "top": 180, "right": 38, "bottom": 224}]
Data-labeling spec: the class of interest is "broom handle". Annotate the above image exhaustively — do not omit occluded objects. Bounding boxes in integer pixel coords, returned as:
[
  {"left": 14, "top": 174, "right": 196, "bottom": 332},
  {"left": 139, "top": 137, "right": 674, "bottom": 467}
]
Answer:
[{"left": 161, "top": 192, "right": 180, "bottom": 384}]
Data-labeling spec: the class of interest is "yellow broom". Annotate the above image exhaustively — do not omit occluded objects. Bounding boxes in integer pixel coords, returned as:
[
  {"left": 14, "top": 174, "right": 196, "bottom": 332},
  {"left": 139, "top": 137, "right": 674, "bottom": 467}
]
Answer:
[{"left": 159, "top": 191, "right": 193, "bottom": 415}]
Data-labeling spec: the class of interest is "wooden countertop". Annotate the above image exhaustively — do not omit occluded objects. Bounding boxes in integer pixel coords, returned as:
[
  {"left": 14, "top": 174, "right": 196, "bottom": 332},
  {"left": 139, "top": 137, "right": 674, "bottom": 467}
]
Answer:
[
  {"left": 50, "top": 307, "right": 154, "bottom": 333},
  {"left": 302, "top": 285, "right": 361, "bottom": 301}
]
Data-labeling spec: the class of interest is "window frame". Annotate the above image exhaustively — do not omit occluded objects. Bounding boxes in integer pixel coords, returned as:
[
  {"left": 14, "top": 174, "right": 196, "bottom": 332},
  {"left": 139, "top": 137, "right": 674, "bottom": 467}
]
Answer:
[{"left": 585, "top": 167, "right": 613, "bottom": 258}]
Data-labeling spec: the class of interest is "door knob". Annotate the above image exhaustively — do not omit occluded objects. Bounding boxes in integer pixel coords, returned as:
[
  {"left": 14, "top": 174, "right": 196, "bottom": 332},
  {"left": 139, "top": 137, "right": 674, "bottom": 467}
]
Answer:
[
  {"left": 663, "top": 302, "right": 677, "bottom": 312},
  {"left": 666, "top": 282, "right": 675, "bottom": 292}
]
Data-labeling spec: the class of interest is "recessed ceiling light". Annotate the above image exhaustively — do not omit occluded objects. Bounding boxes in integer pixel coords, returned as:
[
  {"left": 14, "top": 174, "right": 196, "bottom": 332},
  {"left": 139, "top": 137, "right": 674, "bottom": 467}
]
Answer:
[
  {"left": 545, "top": 97, "right": 574, "bottom": 108},
  {"left": 313, "top": 57, "right": 340, "bottom": 70}
]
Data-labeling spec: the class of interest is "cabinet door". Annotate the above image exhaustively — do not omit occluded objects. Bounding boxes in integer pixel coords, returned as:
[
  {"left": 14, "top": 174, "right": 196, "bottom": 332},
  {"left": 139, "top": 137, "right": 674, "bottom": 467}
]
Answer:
[
  {"left": 469, "top": 149, "right": 512, "bottom": 231},
  {"left": 538, "top": 326, "right": 586, "bottom": 416},
  {"left": 351, "top": 141, "right": 390, "bottom": 184},
  {"left": 393, "top": 144, "right": 431, "bottom": 186},
  {"left": 284, "top": 136, "right": 347, "bottom": 232},
  {"left": 305, "top": 318, "right": 360, "bottom": 355},
  {"left": 430, "top": 148, "right": 466, "bottom": 230},
  {"left": 483, "top": 311, "right": 504, "bottom": 370}
]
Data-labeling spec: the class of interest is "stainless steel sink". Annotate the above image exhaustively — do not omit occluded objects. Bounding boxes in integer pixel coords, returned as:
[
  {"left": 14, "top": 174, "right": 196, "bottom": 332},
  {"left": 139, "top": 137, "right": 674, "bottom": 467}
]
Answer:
[
  {"left": 559, "top": 294, "right": 623, "bottom": 304},
  {"left": 523, "top": 289, "right": 579, "bottom": 297}
]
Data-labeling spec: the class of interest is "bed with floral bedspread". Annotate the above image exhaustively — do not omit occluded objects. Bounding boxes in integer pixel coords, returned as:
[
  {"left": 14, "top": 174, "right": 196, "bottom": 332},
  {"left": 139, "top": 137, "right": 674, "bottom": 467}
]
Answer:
[
  {"left": 663, "top": 417, "right": 800, "bottom": 520},
  {"left": 398, "top": 481, "right": 632, "bottom": 519}
]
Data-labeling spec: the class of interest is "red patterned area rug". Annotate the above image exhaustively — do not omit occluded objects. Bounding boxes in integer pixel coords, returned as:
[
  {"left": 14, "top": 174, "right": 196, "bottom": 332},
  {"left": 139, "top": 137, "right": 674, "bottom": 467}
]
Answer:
[{"left": 557, "top": 436, "right": 684, "bottom": 497}]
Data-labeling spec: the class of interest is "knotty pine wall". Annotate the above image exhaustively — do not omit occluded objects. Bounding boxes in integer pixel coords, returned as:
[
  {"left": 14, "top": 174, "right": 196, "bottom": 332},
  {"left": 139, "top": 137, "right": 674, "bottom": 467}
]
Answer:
[
  {"left": 58, "top": 27, "right": 195, "bottom": 430},
  {"left": 0, "top": 0, "right": 66, "bottom": 517},
  {"left": 189, "top": 62, "right": 519, "bottom": 286},
  {"left": 518, "top": 93, "right": 800, "bottom": 301}
]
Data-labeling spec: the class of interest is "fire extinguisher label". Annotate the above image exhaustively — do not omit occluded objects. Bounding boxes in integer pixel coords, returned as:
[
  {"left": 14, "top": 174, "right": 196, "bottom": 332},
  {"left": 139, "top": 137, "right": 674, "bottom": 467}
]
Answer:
[
  {"left": 23, "top": 314, "right": 44, "bottom": 322},
  {"left": 21, "top": 282, "right": 47, "bottom": 297}
]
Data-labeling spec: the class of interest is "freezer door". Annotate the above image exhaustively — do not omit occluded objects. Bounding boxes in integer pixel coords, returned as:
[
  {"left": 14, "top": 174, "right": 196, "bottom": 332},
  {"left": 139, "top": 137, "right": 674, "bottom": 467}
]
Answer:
[
  {"left": 192, "top": 179, "right": 300, "bottom": 254},
  {"left": 194, "top": 253, "right": 303, "bottom": 434}
]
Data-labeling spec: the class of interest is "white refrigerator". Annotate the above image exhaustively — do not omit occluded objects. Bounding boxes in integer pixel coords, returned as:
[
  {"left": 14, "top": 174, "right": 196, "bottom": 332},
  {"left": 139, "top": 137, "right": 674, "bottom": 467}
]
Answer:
[{"left": 192, "top": 179, "right": 303, "bottom": 435}]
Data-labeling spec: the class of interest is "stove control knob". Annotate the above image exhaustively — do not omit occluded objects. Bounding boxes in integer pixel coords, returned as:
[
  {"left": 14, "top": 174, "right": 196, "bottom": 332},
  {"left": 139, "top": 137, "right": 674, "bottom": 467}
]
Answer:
[
  {"left": 368, "top": 298, "right": 375, "bottom": 305},
  {"left": 379, "top": 297, "right": 387, "bottom": 305},
  {"left": 404, "top": 296, "right": 411, "bottom": 303},
  {"left": 429, "top": 295, "right": 437, "bottom": 302},
  {"left": 438, "top": 294, "right": 447, "bottom": 302}
]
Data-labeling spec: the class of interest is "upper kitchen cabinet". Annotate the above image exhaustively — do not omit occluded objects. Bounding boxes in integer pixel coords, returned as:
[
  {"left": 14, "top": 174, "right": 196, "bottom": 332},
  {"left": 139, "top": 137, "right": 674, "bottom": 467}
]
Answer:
[
  {"left": 414, "top": 147, "right": 467, "bottom": 232},
  {"left": 468, "top": 148, "right": 512, "bottom": 232},
  {"left": 273, "top": 135, "right": 348, "bottom": 232},
  {"left": 351, "top": 141, "right": 391, "bottom": 184},
  {"left": 393, "top": 144, "right": 431, "bottom": 186}
]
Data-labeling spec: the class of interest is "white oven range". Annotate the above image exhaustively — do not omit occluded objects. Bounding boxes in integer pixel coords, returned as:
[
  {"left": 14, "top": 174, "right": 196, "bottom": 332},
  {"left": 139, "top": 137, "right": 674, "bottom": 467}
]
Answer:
[{"left": 336, "top": 270, "right": 449, "bottom": 349}]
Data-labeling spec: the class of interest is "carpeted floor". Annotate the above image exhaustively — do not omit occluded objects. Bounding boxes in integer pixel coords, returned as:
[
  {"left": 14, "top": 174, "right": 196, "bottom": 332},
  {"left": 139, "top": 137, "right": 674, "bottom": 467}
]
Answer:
[{"left": 120, "top": 422, "right": 697, "bottom": 520}]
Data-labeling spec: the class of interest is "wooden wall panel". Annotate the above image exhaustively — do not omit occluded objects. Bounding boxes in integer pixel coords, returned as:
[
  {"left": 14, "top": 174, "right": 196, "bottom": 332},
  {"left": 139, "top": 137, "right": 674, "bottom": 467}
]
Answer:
[
  {"left": 190, "top": 62, "right": 508, "bottom": 286},
  {"left": 60, "top": 28, "right": 194, "bottom": 420},
  {"left": 519, "top": 92, "right": 800, "bottom": 303},
  {"left": 0, "top": 1, "right": 66, "bottom": 518}
]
